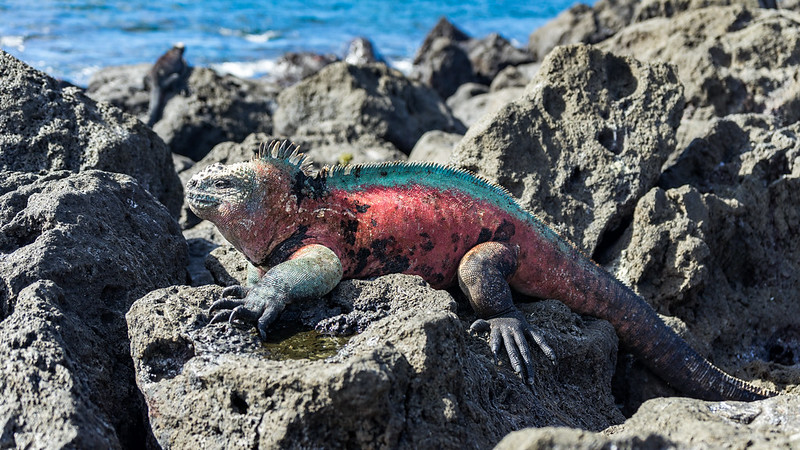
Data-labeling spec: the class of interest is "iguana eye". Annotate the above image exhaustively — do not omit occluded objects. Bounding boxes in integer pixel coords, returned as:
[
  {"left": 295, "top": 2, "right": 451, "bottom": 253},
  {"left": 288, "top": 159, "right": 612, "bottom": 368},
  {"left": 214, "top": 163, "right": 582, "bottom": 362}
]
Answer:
[{"left": 214, "top": 179, "right": 232, "bottom": 189}]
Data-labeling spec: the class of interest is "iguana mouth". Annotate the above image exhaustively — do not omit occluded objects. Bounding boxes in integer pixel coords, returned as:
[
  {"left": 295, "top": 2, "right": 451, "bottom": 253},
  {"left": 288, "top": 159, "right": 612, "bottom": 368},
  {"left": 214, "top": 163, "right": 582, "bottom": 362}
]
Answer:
[{"left": 186, "top": 192, "right": 220, "bottom": 209}]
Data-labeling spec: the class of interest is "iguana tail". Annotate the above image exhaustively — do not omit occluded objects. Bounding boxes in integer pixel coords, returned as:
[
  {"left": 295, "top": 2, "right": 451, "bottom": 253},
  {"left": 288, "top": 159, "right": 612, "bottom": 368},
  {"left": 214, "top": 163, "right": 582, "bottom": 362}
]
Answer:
[{"left": 567, "top": 265, "right": 777, "bottom": 401}]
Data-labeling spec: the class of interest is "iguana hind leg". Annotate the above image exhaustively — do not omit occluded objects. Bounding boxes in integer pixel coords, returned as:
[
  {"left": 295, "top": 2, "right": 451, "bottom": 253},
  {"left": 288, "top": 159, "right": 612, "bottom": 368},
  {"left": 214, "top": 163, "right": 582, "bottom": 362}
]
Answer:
[{"left": 457, "top": 241, "right": 556, "bottom": 384}]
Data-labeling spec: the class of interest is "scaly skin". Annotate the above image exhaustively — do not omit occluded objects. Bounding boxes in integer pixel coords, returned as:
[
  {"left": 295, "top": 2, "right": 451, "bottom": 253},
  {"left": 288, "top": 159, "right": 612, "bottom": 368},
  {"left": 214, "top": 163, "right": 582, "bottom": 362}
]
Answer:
[{"left": 186, "top": 140, "right": 778, "bottom": 401}]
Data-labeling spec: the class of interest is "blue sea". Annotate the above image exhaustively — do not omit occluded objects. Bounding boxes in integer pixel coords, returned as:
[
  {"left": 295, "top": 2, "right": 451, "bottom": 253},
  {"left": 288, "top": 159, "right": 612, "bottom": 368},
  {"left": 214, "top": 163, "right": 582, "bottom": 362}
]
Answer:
[{"left": 0, "top": 0, "right": 585, "bottom": 86}]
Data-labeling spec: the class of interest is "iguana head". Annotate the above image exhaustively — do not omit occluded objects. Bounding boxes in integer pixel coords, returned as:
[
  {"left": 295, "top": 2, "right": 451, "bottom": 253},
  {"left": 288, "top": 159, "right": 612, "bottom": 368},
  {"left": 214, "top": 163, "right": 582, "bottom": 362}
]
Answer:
[
  {"left": 185, "top": 141, "right": 315, "bottom": 263},
  {"left": 186, "top": 160, "right": 259, "bottom": 224}
]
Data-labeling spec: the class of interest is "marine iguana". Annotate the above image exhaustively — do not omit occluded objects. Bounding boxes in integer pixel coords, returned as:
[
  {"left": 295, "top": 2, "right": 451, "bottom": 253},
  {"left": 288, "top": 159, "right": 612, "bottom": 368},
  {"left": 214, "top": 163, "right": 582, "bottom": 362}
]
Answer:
[
  {"left": 186, "top": 140, "right": 777, "bottom": 401},
  {"left": 145, "top": 43, "right": 189, "bottom": 127}
]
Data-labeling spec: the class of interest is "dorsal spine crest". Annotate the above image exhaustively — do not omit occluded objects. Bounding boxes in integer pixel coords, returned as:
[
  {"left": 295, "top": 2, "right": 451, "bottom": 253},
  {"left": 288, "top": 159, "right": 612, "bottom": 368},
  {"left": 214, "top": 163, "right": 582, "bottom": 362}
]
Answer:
[{"left": 256, "top": 140, "right": 314, "bottom": 176}]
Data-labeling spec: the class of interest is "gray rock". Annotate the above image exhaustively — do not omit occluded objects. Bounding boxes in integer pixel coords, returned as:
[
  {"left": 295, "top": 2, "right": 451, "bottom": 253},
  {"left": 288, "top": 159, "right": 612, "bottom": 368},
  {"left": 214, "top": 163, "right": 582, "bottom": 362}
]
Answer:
[
  {"left": 183, "top": 220, "right": 229, "bottom": 287},
  {"left": 446, "top": 82, "right": 489, "bottom": 110},
  {"left": 634, "top": 0, "right": 767, "bottom": 22},
  {"left": 408, "top": 130, "right": 464, "bottom": 164},
  {"left": 86, "top": 63, "right": 151, "bottom": 118},
  {"left": 464, "top": 33, "right": 535, "bottom": 84},
  {"left": 0, "top": 170, "right": 187, "bottom": 448},
  {"left": 527, "top": 0, "right": 637, "bottom": 61},
  {"left": 299, "top": 141, "right": 407, "bottom": 167},
  {"left": 526, "top": 0, "right": 768, "bottom": 63},
  {"left": 265, "top": 51, "right": 339, "bottom": 87},
  {"left": 497, "top": 395, "right": 800, "bottom": 449},
  {"left": 0, "top": 51, "right": 183, "bottom": 217},
  {"left": 409, "top": 37, "right": 476, "bottom": 99},
  {"left": 273, "top": 62, "right": 465, "bottom": 155},
  {"left": 127, "top": 274, "right": 624, "bottom": 449},
  {"left": 451, "top": 44, "right": 684, "bottom": 254},
  {"left": 411, "top": 18, "right": 533, "bottom": 98},
  {"left": 599, "top": 5, "right": 800, "bottom": 127},
  {"left": 344, "top": 37, "right": 384, "bottom": 66},
  {"left": 489, "top": 62, "right": 540, "bottom": 92},
  {"left": 152, "top": 67, "right": 278, "bottom": 161},
  {"left": 449, "top": 87, "right": 526, "bottom": 129},
  {"left": 602, "top": 115, "right": 800, "bottom": 411}
]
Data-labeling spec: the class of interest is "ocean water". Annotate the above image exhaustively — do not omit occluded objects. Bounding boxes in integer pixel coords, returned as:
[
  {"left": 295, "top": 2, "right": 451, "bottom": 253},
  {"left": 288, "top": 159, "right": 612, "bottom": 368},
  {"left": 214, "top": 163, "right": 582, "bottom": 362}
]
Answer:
[{"left": 0, "top": 0, "right": 584, "bottom": 86}]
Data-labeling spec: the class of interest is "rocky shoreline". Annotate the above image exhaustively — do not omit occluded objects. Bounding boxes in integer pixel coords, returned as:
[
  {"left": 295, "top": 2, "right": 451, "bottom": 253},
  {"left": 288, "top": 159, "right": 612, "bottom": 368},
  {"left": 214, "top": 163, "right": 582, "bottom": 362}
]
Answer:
[{"left": 2, "top": 1, "right": 800, "bottom": 448}]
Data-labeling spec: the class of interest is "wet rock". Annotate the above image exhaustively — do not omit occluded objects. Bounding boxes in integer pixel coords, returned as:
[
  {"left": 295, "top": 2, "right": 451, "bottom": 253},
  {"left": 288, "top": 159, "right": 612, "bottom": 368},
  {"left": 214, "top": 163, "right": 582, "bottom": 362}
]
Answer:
[
  {"left": 0, "top": 170, "right": 187, "bottom": 448},
  {"left": 153, "top": 67, "right": 278, "bottom": 161},
  {"left": 599, "top": 5, "right": 800, "bottom": 128},
  {"left": 273, "top": 62, "right": 465, "bottom": 155},
  {"left": 497, "top": 395, "right": 800, "bottom": 449},
  {"left": 408, "top": 130, "right": 464, "bottom": 164},
  {"left": 0, "top": 51, "right": 183, "bottom": 217},
  {"left": 127, "top": 274, "right": 624, "bottom": 449},
  {"left": 451, "top": 44, "right": 684, "bottom": 254}
]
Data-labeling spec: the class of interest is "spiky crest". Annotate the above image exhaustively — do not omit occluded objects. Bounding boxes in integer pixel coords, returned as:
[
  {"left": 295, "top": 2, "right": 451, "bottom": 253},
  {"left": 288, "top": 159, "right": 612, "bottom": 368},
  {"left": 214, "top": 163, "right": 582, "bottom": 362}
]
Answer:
[{"left": 256, "top": 140, "right": 314, "bottom": 176}]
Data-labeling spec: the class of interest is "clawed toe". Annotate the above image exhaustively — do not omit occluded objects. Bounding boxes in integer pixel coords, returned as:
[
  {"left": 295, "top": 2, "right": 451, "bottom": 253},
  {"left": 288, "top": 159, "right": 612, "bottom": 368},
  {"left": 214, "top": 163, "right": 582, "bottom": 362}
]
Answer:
[
  {"left": 208, "top": 298, "right": 244, "bottom": 315},
  {"left": 209, "top": 310, "right": 233, "bottom": 324},
  {"left": 221, "top": 285, "right": 249, "bottom": 298}
]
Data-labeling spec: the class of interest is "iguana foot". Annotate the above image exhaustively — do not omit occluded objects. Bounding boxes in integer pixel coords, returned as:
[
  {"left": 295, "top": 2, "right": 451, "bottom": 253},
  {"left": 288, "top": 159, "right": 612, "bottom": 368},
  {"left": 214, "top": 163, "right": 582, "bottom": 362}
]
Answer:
[{"left": 472, "top": 309, "right": 556, "bottom": 384}]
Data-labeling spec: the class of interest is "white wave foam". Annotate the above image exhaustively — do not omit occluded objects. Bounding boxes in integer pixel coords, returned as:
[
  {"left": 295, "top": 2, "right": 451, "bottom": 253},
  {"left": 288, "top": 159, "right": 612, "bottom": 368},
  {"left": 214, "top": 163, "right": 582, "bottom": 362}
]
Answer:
[
  {"left": 1, "top": 36, "right": 25, "bottom": 51},
  {"left": 211, "top": 59, "right": 277, "bottom": 78},
  {"left": 244, "top": 31, "right": 280, "bottom": 43}
]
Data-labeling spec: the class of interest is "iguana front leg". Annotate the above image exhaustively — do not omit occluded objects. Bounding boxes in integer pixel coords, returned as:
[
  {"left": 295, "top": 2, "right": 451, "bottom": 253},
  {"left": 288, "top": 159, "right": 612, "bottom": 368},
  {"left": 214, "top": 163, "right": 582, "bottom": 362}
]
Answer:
[
  {"left": 208, "top": 244, "right": 343, "bottom": 339},
  {"left": 458, "top": 242, "right": 556, "bottom": 384}
]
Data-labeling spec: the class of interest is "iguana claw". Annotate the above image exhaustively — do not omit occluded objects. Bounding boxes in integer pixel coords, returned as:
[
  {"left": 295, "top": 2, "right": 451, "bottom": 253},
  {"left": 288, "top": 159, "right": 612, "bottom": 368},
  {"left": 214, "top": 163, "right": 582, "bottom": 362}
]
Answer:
[{"left": 484, "top": 310, "right": 556, "bottom": 385}]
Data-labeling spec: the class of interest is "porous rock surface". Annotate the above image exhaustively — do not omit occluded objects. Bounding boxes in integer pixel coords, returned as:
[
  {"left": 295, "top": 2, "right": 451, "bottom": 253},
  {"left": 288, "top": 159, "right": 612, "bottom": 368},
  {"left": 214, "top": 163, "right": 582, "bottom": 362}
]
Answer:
[
  {"left": 273, "top": 62, "right": 465, "bottom": 155},
  {"left": 599, "top": 5, "right": 800, "bottom": 132},
  {"left": 0, "top": 170, "right": 187, "bottom": 448},
  {"left": 451, "top": 43, "right": 684, "bottom": 254},
  {"left": 497, "top": 395, "right": 800, "bottom": 449},
  {"left": 0, "top": 51, "right": 183, "bottom": 216},
  {"left": 127, "top": 274, "right": 623, "bottom": 449},
  {"left": 606, "top": 114, "right": 800, "bottom": 409}
]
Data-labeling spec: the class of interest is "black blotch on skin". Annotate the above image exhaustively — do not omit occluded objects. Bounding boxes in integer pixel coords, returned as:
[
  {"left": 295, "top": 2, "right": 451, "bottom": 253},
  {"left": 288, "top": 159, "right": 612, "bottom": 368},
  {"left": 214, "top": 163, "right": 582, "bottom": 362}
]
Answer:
[
  {"left": 493, "top": 219, "right": 516, "bottom": 241},
  {"left": 354, "top": 201, "right": 370, "bottom": 213},
  {"left": 341, "top": 219, "right": 359, "bottom": 246},
  {"left": 371, "top": 219, "right": 378, "bottom": 227},
  {"left": 475, "top": 228, "right": 492, "bottom": 246},
  {"left": 418, "top": 264, "right": 433, "bottom": 278},
  {"left": 451, "top": 233, "right": 460, "bottom": 243},
  {"left": 352, "top": 248, "right": 371, "bottom": 275},
  {"left": 264, "top": 225, "right": 309, "bottom": 266},
  {"left": 379, "top": 170, "right": 388, "bottom": 177},
  {"left": 371, "top": 237, "right": 410, "bottom": 274},
  {"left": 420, "top": 233, "right": 435, "bottom": 252},
  {"left": 292, "top": 172, "right": 327, "bottom": 206}
]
